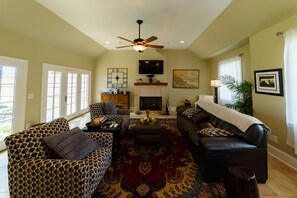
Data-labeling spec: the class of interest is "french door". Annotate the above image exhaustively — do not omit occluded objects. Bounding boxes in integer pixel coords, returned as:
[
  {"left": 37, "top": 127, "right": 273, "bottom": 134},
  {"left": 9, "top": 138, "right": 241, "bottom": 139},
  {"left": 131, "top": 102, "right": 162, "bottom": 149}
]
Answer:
[
  {"left": 41, "top": 64, "right": 91, "bottom": 122},
  {"left": 0, "top": 56, "right": 27, "bottom": 151}
]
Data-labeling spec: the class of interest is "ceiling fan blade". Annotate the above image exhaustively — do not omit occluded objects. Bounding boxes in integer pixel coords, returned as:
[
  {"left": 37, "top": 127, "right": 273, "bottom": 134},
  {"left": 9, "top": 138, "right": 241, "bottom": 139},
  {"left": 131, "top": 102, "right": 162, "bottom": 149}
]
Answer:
[
  {"left": 116, "top": 45, "right": 133, "bottom": 49},
  {"left": 143, "top": 36, "right": 158, "bottom": 44},
  {"left": 117, "top": 36, "right": 134, "bottom": 43},
  {"left": 146, "top": 44, "right": 164, "bottom": 49}
]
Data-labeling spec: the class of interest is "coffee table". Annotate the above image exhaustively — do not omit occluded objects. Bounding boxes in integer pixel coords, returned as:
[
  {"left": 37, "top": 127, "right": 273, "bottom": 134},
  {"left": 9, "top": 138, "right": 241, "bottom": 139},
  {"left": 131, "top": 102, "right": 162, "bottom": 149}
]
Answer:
[{"left": 134, "top": 119, "right": 162, "bottom": 146}]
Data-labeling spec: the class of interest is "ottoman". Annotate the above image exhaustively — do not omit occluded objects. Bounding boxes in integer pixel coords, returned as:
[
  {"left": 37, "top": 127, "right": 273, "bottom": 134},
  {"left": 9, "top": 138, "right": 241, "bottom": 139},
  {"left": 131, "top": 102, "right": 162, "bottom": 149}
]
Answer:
[{"left": 134, "top": 120, "right": 162, "bottom": 146}]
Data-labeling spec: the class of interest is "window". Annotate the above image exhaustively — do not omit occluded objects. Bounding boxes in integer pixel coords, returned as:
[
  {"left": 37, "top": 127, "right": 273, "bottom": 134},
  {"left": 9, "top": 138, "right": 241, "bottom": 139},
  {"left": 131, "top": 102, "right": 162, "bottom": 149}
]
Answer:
[
  {"left": 41, "top": 64, "right": 91, "bottom": 122},
  {"left": 0, "top": 56, "right": 27, "bottom": 151},
  {"left": 80, "top": 74, "right": 89, "bottom": 110},
  {"left": 284, "top": 28, "right": 297, "bottom": 154},
  {"left": 218, "top": 56, "right": 242, "bottom": 105}
]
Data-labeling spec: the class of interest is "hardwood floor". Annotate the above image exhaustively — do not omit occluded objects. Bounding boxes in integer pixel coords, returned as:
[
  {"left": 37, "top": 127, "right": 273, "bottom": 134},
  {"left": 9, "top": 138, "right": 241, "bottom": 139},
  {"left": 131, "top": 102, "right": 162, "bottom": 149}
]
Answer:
[
  {"left": 259, "top": 155, "right": 297, "bottom": 197},
  {"left": 1, "top": 113, "right": 297, "bottom": 197}
]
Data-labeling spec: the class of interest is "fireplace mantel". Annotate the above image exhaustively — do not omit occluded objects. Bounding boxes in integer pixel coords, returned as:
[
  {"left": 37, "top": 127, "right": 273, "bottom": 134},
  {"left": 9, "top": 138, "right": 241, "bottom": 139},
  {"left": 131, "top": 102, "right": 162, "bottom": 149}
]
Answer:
[
  {"left": 134, "top": 82, "right": 168, "bottom": 86},
  {"left": 134, "top": 83, "right": 168, "bottom": 112}
]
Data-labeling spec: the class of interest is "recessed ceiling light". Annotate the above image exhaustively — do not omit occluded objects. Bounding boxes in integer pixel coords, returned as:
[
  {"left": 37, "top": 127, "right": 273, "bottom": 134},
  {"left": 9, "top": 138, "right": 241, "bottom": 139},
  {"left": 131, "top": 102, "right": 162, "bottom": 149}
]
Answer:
[
  {"left": 180, "top": 41, "right": 185, "bottom": 44},
  {"left": 105, "top": 41, "right": 110, "bottom": 44}
]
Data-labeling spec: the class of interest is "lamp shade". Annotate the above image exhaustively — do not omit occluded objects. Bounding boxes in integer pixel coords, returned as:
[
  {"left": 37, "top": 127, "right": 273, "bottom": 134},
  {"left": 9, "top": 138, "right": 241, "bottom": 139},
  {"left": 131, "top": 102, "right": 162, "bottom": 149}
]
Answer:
[
  {"left": 133, "top": 44, "right": 146, "bottom": 52},
  {"left": 210, "top": 80, "right": 221, "bottom": 87}
]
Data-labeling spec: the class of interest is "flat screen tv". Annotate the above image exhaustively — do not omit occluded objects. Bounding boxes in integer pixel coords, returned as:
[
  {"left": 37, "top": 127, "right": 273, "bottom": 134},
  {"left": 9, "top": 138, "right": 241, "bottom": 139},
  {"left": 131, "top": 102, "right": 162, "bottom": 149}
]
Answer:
[{"left": 139, "top": 60, "right": 163, "bottom": 74}]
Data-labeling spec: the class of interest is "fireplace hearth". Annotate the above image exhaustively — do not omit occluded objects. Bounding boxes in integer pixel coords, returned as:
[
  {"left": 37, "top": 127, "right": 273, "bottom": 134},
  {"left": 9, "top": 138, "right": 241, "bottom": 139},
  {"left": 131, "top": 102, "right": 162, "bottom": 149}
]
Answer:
[{"left": 140, "top": 97, "right": 162, "bottom": 110}]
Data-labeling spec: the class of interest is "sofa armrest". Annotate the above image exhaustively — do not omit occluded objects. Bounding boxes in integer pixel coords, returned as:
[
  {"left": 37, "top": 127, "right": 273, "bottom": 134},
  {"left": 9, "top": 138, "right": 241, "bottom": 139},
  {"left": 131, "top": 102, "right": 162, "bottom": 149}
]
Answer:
[
  {"left": 8, "top": 159, "right": 93, "bottom": 198},
  {"left": 85, "top": 132, "right": 113, "bottom": 149}
]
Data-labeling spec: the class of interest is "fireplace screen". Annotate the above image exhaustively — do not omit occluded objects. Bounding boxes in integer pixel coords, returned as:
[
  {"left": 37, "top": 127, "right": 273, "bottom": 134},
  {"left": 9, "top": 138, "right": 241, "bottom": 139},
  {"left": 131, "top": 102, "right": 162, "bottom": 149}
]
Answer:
[{"left": 140, "top": 97, "right": 162, "bottom": 110}]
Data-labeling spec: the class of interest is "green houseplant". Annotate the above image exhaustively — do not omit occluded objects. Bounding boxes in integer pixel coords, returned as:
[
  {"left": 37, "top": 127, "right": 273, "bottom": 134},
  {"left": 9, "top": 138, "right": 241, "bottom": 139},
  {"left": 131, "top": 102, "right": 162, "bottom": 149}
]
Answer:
[{"left": 219, "top": 75, "right": 254, "bottom": 116}]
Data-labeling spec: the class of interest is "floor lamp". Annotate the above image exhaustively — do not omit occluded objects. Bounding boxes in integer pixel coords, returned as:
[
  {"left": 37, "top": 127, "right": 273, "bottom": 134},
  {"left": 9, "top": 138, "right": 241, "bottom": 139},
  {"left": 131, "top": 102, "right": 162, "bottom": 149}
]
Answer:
[{"left": 211, "top": 80, "right": 221, "bottom": 104}]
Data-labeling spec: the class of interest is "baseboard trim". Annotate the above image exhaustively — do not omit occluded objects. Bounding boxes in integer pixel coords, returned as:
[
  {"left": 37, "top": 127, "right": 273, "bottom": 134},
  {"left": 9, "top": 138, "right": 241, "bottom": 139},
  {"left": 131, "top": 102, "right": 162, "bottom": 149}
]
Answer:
[{"left": 268, "top": 144, "right": 297, "bottom": 171}]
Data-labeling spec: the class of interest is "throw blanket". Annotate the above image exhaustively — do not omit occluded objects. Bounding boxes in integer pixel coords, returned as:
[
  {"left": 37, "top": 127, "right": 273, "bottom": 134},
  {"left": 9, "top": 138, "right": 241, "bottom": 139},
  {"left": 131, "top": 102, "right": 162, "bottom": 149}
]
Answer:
[{"left": 197, "top": 99, "right": 270, "bottom": 133}]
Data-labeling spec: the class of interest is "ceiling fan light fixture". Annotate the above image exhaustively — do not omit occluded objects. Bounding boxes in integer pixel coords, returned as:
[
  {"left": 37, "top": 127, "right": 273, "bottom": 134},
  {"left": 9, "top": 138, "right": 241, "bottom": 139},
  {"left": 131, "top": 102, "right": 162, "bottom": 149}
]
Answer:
[{"left": 133, "top": 44, "right": 146, "bottom": 52}]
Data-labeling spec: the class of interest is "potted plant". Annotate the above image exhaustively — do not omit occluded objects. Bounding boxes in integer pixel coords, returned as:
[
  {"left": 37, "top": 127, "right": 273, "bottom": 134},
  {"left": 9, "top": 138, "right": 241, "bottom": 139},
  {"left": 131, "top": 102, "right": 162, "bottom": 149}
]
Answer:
[{"left": 219, "top": 75, "right": 254, "bottom": 116}]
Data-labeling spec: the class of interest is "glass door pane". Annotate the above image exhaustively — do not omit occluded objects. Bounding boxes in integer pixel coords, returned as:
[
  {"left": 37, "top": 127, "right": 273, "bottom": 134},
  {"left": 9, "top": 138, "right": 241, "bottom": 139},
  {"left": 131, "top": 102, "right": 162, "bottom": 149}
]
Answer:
[
  {"left": 67, "top": 72, "right": 77, "bottom": 115},
  {"left": 80, "top": 74, "right": 89, "bottom": 110},
  {"left": 0, "top": 66, "right": 16, "bottom": 141},
  {"left": 46, "top": 71, "right": 62, "bottom": 122}
]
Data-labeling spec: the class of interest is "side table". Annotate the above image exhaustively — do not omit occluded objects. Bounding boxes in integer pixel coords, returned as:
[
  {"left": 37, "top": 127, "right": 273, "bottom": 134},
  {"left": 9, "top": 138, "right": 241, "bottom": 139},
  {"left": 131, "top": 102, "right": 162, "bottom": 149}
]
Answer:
[{"left": 82, "top": 121, "right": 122, "bottom": 158}]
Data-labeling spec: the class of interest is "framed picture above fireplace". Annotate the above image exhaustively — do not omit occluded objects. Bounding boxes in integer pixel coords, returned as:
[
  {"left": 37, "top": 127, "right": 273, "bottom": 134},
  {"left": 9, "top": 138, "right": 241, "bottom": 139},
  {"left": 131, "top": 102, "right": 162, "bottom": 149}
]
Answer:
[{"left": 173, "top": 69, "right": 199, "bottom": 88}]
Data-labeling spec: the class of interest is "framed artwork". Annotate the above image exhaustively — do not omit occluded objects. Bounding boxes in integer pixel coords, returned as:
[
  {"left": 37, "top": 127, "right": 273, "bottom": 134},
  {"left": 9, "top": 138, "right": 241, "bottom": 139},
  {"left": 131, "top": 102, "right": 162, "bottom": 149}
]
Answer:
[
  {"left": 254, "top": 68, "right": 283, "bottom": 96},
  {"left": 173, "top": 69, "right": 199, "bottom": 88},
  {"left": 107, "top": 68, "right": 128, "bottom": 88}
]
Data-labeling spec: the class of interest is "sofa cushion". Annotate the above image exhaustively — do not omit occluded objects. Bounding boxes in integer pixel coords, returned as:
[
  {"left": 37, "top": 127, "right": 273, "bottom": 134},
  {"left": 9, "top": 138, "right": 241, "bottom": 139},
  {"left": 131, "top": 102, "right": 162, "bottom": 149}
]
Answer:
[
  {"left": 191, "top": 111, "right": 210, "bottom": 124},
  {"left": 182, "top": 108, "right": 200, "bottom": 119},
  {"left": 199, "top": 136, "right": 257, "bottom": 151},
  {"left": 43, "top": 127, "right": 99, "bottom": 160},
  {"left": 102, "top": 101, "right": 117, "bottom": 115},
  {"left": 200, "top": 122, "right": 214, "bottom": 129},
  {"left": 197, "top": 128, "right": 234, "bottom": 137}
]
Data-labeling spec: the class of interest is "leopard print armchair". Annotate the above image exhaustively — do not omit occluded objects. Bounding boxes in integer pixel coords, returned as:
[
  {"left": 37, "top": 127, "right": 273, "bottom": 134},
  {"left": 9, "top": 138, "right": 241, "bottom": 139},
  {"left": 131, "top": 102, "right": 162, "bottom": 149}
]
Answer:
[
  {"left": 89, "top": 102, "right": 130, "bottom": 135},
  {"left": 4, "top": 117, "right": 113, "bottom": 198}
]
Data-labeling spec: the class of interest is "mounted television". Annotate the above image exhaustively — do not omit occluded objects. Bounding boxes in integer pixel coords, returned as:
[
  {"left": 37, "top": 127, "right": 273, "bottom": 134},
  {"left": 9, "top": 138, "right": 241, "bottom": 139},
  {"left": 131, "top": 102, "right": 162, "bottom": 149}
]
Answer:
[{"left": 139, "top": 60, "right": 164, "bottom": 74}]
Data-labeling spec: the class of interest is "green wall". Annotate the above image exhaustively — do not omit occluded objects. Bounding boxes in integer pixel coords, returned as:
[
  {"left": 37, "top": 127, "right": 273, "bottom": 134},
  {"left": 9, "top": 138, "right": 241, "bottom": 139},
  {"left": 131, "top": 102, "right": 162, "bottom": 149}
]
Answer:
[
  {"left": 250, "top": 14, "right": 297, "bottom": 159},
  {"left": 0, "top": 27, "right": 94, "bottom": 126},
  {"left": 209, "top": 14, "right": 297, "bottom": 160},
  {"left": 93, "top": 49, "right": 211, "bottom": 108}
]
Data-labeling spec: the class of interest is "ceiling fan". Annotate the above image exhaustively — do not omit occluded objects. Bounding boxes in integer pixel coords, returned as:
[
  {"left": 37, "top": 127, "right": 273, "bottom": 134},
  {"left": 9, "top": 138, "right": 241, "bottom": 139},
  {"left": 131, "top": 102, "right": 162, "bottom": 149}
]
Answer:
[{"left": 116, "top": 20, "right": 164, "bottom": 53}]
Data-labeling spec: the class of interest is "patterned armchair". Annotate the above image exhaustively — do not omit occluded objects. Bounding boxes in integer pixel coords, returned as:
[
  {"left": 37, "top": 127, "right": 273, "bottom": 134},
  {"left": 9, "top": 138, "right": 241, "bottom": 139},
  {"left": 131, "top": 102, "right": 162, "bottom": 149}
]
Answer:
[
  {"left": 89, "top": 102, "right": 130, "bottom": 135},
  {"left": 4, "top": 117, "right": 113, "bottom": 198}
]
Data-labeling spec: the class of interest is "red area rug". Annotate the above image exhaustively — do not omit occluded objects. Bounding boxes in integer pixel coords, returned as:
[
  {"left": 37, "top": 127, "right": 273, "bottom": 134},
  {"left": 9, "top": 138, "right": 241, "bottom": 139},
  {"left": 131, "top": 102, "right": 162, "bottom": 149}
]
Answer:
[{"left": 93, "top": 119, "right": 226, "bottom": 198}]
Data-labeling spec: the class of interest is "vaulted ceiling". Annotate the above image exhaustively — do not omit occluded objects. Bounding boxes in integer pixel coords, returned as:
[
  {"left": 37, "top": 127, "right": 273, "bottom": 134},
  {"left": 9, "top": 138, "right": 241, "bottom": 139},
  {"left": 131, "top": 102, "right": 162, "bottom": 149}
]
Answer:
[{"left": 1, "top": 0, "right": 297, "bottom": 59}]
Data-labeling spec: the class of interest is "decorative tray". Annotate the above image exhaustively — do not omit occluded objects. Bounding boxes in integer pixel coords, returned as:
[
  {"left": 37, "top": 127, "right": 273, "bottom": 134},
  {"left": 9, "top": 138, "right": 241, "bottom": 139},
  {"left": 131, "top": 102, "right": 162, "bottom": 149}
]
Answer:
[{"left": 139, "top": 117, "right": 157, "bottom": 124}]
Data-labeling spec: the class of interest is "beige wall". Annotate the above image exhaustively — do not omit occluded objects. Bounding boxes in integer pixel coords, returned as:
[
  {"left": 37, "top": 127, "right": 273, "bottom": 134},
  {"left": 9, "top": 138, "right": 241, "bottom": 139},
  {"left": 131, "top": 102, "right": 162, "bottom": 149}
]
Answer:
[
  {"left": 0, "top": 27, "right": 94, "bottom": 127},
  {"left": 93, "top": 49, "right": 211, "bottom": 109},
  {"left": 250, "top": 14, "right": 297, "bottom": 159}
]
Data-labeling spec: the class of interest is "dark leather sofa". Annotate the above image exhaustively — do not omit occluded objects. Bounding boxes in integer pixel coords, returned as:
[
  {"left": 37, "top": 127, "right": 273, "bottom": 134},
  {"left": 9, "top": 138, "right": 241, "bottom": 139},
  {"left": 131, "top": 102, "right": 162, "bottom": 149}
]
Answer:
[{"left": 176, "top": 101, "right": 268, "bottom": 183}]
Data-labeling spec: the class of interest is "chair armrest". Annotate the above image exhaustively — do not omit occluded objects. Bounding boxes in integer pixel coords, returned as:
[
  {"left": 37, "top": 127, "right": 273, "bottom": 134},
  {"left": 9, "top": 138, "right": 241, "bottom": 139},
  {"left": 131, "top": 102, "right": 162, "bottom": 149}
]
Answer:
[
  {"left": 85, "top": 132, "right": 113, "bottom": 149},
  {"left": 117, "top": 108, "right": 130, "bottom": 115},
  {"left": 104, "top": 115, "right": 123, "bottom": 123},
  {"left": 8, "top": 159, "right": 93, "bottom": 198}
]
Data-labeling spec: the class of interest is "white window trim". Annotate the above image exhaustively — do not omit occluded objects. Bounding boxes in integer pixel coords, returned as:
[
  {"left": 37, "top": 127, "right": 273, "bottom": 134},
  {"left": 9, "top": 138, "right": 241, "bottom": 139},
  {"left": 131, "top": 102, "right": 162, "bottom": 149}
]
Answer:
[
  {"left": 0, "top": 56, "right": 28, "bottom": 151},
  {"left": 41, "top": 63, "right": 91, "bottom": 122}
]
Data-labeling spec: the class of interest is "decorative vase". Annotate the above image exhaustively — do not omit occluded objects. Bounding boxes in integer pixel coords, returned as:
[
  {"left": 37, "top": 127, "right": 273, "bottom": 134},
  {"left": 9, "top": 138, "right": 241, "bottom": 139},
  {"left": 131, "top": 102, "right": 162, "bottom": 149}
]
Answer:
[
  {"left": 146, "top": 110, "right": 150, "bottom": 119},
  {"left": 184, "top": 99, "right": 191, "bottom": 106}
]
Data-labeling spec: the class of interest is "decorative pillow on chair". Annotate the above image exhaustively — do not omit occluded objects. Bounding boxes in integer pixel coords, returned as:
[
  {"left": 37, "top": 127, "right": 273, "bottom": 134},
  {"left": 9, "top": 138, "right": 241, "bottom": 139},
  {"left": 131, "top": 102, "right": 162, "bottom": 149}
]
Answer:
[
  {"left": 197, "top": 128, "right": 234, "bottom": 137},
  {"left": 182, "top": 108, "right": 200, "bottom": 119},
  {"left": 102, "top": 101, "right": 117, "bottom": 115},
  {"left": 43, "top": 127, "right": 99, "bottom": 160}
]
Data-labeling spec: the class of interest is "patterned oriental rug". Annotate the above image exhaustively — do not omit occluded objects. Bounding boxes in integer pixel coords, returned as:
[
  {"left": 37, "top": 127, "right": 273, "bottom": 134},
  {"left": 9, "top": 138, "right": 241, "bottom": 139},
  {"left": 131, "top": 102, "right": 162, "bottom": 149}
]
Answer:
[{"left": 92, "top": 119, "right": 226, "bottom": 198}]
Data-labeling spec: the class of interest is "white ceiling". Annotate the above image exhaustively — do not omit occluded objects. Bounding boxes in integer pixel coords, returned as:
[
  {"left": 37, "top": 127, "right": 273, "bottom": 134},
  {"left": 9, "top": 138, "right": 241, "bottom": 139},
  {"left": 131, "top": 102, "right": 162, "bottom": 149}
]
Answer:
[
  {"left": 2, "top": 0, "right": 297, "bottom": 59},
  {"left": 36, "top": 0, "right": 232, "bottom": 50}
]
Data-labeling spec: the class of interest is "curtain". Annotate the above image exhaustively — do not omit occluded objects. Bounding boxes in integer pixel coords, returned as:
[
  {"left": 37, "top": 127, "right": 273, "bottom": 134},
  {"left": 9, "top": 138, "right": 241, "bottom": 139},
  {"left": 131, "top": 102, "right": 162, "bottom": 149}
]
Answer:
[
  {"left": 218, "top": 56, "right": 242, "bottom": 105},
  {"left": 284, "top": 28, "right": 297, "bottom": 154}
]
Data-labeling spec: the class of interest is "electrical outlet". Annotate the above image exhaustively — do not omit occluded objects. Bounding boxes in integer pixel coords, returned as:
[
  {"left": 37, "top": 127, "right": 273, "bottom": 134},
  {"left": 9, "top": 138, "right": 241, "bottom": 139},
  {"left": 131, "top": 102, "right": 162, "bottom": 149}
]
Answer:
[
  {"left": 269, "top": 134, "right": 278, "bottom": 143},
  {"left": 268, "top": 133, "right": 273, "bottom": 141},
  {"left": 274, "top": 136, "right": 278, "bottom": 143}
]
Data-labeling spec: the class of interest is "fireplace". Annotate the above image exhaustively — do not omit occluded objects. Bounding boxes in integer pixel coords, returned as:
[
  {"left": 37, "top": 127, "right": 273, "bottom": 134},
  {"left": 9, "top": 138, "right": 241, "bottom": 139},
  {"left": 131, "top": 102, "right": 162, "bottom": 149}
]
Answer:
[
  {"left": 140, "top": 97, "right": 162, "bottom": 110},
  {"left": 134, "top": 83, "right": 168, "bottom": 112}
]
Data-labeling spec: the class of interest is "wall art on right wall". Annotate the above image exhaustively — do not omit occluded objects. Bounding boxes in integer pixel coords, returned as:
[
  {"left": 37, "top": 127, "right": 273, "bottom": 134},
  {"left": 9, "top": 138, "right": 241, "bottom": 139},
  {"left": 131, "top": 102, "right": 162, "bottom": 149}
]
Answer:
[{"left": 254, "top": 68, "right": 284, "bottom": 96}]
